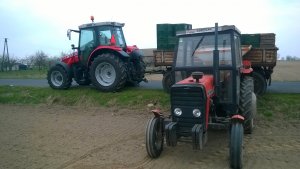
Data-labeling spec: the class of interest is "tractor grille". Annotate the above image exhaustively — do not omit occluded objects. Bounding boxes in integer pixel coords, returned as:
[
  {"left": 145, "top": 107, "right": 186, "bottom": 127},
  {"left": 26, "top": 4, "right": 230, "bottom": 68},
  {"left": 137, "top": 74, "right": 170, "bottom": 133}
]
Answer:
[{"left": 171, "top": 84, "right": 206, "bottom": 130}]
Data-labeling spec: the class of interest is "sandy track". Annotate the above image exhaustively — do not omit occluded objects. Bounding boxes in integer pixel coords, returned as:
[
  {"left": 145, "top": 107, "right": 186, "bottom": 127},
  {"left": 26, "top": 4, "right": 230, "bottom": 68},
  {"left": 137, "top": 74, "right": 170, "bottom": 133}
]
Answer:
[{"left": 0, "top": 104, "right": 299, "bottom": 169}]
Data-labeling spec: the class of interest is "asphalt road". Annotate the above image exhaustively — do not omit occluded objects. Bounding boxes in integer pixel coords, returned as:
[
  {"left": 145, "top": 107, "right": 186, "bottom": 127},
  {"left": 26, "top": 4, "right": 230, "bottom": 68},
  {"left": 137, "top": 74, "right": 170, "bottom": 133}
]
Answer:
[{"left": 0, "top": 79, "right": 299, "bottom": 93}]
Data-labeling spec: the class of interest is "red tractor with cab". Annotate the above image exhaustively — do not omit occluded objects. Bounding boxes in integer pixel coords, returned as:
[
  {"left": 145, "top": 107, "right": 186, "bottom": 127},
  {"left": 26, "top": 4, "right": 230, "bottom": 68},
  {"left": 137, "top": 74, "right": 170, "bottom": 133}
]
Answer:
[
  {"left": 47, "top": 16, "right": 146, "bottom": 91},
  {"left": 145, "top": 23, "right": 256, "bottom": 169}
]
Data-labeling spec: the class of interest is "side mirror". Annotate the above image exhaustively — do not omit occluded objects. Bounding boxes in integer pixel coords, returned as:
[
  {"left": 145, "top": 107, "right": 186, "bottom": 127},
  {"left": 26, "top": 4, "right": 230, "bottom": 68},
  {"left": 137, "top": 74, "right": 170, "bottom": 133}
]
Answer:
[
  {"left": 67, "top": 29, "right": 71, "bottom": 40},
  {"left": 71, "top": 44, "right": 76, "bottom": 50}
]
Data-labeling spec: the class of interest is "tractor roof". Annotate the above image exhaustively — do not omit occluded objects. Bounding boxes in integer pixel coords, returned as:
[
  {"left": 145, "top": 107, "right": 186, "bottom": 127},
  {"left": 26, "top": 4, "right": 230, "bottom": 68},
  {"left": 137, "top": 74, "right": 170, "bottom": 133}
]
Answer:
[
  {"left": 79, "top": 22, "right": 125, "bottom": 29},
  {"left": 176, "top": 25, "right": 241, "bottom": 36}
]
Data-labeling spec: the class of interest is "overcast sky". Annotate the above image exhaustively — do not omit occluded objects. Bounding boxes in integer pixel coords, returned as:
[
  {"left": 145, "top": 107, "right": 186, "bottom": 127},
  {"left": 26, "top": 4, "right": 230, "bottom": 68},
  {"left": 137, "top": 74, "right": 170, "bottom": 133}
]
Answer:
[{"left": 0, "top": 0, "right": 299, "bottom": 59}]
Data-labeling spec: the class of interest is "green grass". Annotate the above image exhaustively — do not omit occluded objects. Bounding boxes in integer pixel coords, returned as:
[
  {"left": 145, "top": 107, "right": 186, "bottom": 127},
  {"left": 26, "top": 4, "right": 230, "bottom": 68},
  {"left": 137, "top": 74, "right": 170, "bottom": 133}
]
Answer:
[
  {"left": 0, "top": 69, "right": 47, "bottom": 79},
  {"left": 257, "top": 93, "right": 300, "bottom": 119},
  {"left": 0, "top": 86, "right": 170, "bottom": 110},
  {"left": 0, "top": 86, "right": 299, "bottom": 120}
]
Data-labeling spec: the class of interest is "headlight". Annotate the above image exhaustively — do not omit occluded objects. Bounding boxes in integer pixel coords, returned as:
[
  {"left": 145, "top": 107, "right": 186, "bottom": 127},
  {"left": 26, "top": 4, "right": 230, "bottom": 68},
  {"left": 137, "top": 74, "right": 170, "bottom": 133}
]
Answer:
[
  {"left": 193, "top": 109, "right": 201, "bottom": 117},
  {"left": 174, "top": 108, "right": 182, "bottom": 116}
]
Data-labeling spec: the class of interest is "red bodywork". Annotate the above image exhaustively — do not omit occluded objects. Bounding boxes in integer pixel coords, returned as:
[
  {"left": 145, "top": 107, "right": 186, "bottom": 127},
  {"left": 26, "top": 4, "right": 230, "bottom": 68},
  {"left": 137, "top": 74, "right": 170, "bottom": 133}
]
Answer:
[
  {"left": 176, "top": 75, "right": 215, "bottom": 129},
  {"left": 61, "top": 52, "right": 79, "bottom": 66},
  {"left": 61, "top": 45, "right": 139, "bottom": 67}
]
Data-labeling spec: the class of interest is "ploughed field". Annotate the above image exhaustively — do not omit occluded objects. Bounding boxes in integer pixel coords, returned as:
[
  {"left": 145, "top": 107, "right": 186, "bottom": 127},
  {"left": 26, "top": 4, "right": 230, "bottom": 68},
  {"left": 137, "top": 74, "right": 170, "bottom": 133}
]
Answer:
[{"left": 0, "top": 104, "right": 299, "bottom": 169}]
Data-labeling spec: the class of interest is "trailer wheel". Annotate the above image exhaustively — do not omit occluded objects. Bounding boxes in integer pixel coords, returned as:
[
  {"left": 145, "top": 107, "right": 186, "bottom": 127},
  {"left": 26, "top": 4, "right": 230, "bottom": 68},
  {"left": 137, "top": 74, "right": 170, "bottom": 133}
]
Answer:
[
  {"left": 47, "top": 65, "right": 72, "bottom": 89},
  {"left": 230, "top": 122, "right": 244, "bottom": 169},
  {"left": 90, "top": 53, "right": 127, "bottom": 92},
  {"left": 146, "top": 117, "right": 164, "bottom": 158},
  {"left": 240, "top": 76, "right": 255, "bottom": 134},
  {"left": 253, "top": 71, "right": 267, "bottom": 95},
  {"left": 162, "top": 70, "right": 174, "bottom": 93}
]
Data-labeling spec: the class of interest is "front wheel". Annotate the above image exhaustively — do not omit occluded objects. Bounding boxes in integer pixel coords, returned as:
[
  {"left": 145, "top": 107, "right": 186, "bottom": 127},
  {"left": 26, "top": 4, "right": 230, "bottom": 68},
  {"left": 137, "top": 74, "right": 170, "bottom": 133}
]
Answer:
[
  {"left": 146, "top": 117, "right": 164, "bottom": 158},
  {"left": 230, "top": 122, "right": 244, "bottom": 169},
  {"left": 47, "top": 65, "right": 72, "bottom": 89}
]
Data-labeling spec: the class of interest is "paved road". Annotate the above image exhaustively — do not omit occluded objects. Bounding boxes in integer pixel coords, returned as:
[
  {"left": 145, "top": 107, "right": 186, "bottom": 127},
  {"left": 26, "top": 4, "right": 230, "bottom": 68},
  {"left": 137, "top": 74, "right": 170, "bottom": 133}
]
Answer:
[{"left": 0, "top": 79, "right": 299, "bottom": 93}]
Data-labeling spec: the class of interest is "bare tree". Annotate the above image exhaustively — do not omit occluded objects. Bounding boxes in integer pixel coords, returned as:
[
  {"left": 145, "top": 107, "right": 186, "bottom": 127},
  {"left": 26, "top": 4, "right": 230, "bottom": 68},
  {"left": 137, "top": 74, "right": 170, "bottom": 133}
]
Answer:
[{"left": 33, "top": 51, "right": 48, "bottom": 70}]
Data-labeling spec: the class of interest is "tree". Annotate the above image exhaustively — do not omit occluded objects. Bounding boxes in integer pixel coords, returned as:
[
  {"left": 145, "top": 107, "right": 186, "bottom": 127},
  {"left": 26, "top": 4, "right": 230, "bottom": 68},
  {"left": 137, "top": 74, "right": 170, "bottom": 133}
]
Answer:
[{"left": 32, "top": 51, "right": 48, "bottom": 70}]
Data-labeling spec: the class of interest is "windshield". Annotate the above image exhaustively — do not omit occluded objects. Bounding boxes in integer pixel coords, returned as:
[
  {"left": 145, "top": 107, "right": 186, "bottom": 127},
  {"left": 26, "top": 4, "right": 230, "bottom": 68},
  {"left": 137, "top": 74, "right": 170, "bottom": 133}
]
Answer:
[
  {"left": 175, "top": 34, "right": 232, "bottom": 68},
  {"left": 98, "top": 26, "right": 126, "bottom": 47}
]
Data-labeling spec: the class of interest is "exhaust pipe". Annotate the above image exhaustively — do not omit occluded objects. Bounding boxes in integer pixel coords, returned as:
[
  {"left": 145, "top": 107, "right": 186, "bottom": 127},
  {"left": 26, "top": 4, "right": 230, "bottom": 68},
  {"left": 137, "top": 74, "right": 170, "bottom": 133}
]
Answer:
[{"left": 213, "top": 23, "right": 220, "bottom": 97}]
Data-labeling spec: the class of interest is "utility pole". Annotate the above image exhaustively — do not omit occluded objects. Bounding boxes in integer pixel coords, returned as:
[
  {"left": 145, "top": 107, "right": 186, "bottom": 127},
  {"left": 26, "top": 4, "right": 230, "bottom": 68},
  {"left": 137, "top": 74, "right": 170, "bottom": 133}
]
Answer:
[{"left": 1, "top": 38, "right": 9, "bottom": 71}]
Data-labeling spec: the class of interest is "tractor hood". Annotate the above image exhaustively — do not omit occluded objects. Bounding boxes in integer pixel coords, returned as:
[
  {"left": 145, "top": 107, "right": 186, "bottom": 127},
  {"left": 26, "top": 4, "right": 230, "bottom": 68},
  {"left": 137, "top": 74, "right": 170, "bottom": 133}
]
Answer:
[{"left": 176, "top": 74, "right": 215, "bottom": 97}]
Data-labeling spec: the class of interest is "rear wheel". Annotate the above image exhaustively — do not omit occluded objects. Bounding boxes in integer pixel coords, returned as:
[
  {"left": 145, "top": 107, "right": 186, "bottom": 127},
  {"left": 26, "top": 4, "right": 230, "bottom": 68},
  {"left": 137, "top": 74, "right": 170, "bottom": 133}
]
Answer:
[
  {"left": 253, "top": 71, "right": 267, "bottom": 95},
  {"left": 240, "top": 76, "right": 255, "bottom": 134},
  {"left": 162, "top": 70, "right": 174, "bottom": 93},
  {"left": 230, "top": 122, "right": 244, "bottom": 169},
  {"left": 146, "top": 117, "right": 164, "bottom": 158},
  {"left": 90, "top": 53, "right": 127, "bottom": 92},
  {"left": 47, "top": 65, "right": 72, "bottom": 89}
]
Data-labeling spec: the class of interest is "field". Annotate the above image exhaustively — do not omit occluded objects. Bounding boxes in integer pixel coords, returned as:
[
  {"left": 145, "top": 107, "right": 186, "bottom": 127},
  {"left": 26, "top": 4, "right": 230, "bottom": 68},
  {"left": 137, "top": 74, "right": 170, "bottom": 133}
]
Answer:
[
  {"left": 0, "top": 61, "right": 299, "bottom": 169},
  {"left": 272, "top": 61, "right": 300, "bottom": 81},
  {"left": 0, "top": 85, "right": 300, "bottom": 169}
]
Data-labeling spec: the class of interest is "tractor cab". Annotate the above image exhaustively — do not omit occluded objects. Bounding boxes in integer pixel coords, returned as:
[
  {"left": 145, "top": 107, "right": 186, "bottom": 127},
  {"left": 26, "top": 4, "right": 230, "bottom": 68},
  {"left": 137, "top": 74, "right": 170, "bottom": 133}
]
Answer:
[
  {"left": 172, "top": 25, "right": 243, "bottom": 113},
  {"left": 67, "top": 20, "right": 127, "bottom": 64}
]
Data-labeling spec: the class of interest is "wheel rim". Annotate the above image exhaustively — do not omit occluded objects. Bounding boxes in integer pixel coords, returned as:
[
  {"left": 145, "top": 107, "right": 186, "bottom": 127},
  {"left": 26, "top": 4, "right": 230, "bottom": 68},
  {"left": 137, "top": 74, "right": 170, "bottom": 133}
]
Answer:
[
  {"left": 95, "top": 62, "right": 116, "bottom": 86},
  {"left": 51, "top": 70, "right": 63, "bottom": 87}
]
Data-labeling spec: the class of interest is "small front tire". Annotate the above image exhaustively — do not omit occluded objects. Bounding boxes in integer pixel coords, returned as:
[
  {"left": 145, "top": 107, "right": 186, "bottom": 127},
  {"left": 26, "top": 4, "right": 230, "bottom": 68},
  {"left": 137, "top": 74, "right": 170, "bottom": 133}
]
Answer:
[
  {"left": 146, "top": 117, "right": 164, "bottom": 158},
  {"left": 230, "top": 122, "right": 244, "bottom": 169},
  {"left": 47, "top": 65, "right": 72, "bottom": 89}
]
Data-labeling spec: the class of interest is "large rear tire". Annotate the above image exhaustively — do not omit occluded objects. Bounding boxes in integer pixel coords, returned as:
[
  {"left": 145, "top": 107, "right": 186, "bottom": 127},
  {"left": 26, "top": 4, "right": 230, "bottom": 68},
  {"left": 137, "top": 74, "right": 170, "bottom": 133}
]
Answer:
[
  {"left": 146, "top": 117, "right": 164, "bottom": 158},
  {"left": 240, "top": 76, "right": 255, "bottom": 134},
  {"left": 230, "top": 122, "right": 244, "bottom": 169},
  {"left": 162, "top": 70, "right": 174, "bottom": 93},
  {"left": 47, "top": 65, "right": 72, "bottom": 89},
  {"left": 90, "top": 53, "right": 127, "bottom": 92},
  {"left": 253, "top": 71, "right": 267, "bottom": 95}
]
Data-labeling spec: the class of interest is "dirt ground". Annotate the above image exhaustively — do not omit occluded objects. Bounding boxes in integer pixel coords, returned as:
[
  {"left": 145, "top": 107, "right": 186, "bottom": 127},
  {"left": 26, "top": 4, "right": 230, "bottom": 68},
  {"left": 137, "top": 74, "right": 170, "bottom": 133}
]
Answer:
[
  {"left": 0, "top": 104, "right": 300, "bottom": 169},
  {"left": 272, "top": 61, "right": 300, "bottom": 81}
]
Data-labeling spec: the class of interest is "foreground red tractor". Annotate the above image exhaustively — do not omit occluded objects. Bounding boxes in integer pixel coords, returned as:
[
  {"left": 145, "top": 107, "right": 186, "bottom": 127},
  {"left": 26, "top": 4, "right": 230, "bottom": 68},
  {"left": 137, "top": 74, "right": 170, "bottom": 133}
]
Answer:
[
  {"left": 145, "top": 24, "right": 256, "bottom": 169},
  {"left": 47, "top": 17, "right": 146, "bottom": 91}
]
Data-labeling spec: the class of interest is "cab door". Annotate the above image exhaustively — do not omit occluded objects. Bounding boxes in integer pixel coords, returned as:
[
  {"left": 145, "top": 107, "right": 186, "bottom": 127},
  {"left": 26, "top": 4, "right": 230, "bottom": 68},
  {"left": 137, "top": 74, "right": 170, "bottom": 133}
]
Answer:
[{"left": 78, "top": 28, "right": 96, "bottom": 65}]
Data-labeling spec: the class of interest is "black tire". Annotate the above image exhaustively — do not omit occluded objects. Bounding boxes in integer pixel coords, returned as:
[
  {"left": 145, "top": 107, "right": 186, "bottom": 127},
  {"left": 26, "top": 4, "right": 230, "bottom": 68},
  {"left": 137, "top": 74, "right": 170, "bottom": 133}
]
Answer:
[
  {"left": 240, "top": 76, "right": 254, "bottom": 134},
  {"left": 90, "top": 53, "right": 127, "bottom": 92},
  {"left": 136, "top": 59, "right": 146, "bottom": 83},
  {"left": 253, "top": 71, "right": 267, "bottom": 95},
  {"left": 162, "top": 71, "right": 174, "bottom": 93},
  {"left": 230, "top": 122, "right": 244, "bottom": 169},
  {"left": 47, "top": 65, "right": 72, "bottom": 89},
  {"left": 146, "top": 117, "right": 164, "bottom": 158},
  {"left": 246, "top": 92, "right": 257, "bottom": 134}
]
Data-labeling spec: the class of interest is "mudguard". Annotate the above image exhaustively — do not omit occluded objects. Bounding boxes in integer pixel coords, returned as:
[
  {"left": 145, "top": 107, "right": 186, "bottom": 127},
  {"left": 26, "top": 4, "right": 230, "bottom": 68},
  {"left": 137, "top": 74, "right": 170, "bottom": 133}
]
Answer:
[
  {"left": 129, "top": 49, "right": 144, "bottom": 59},
  {"left": 52, "top": 61, "right": 73, "bottom": 76}
]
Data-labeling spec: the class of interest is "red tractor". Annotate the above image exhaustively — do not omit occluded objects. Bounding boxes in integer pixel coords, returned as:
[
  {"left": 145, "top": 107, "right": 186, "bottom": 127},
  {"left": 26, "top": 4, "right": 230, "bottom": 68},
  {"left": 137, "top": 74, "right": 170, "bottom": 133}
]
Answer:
[
  {"left": 47, "top": 17, "right": 146, "bottom": 91},
  {"left": 145, "top": 23, "right": 256, "bottom": 169}
]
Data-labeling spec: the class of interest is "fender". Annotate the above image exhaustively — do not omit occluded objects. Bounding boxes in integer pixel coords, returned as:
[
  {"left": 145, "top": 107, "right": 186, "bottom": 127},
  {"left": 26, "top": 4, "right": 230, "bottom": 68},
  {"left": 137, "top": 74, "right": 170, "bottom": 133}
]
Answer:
[
  {"left": 87, "top": 46, "right": 130, "bottom": 66},
  {"left": 129, "top": 48, "right": 144, "bottom": 59},
  {"left": 241, "top": 60, "right": 253, "bottom": 74},
  {"left": 151, "top": 109, "right": 163, "bottom": 118},
  {"left": 231, "top": 114, "right": 245, "bottom": 123},
  {"left": 53, "top": 61, "right": 73, "bottom": 76}
]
